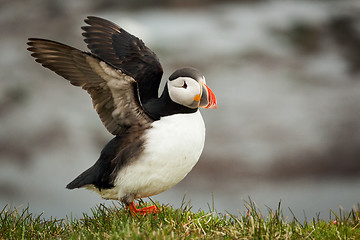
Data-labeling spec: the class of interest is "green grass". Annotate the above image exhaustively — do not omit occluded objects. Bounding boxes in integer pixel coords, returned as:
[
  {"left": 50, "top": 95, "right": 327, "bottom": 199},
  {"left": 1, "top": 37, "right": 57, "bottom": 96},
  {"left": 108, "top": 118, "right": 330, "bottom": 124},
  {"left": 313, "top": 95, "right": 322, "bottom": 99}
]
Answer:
[{"left": 1, "top": 199, "right": 359, "bottom": 239}]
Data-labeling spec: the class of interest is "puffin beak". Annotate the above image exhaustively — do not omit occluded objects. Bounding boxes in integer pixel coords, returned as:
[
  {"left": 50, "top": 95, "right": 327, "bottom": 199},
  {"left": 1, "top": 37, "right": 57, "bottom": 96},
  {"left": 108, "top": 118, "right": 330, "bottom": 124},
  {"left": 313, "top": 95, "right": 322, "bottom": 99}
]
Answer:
[{"left": 198, "top": 81, "right": 217, "bottom": 109}]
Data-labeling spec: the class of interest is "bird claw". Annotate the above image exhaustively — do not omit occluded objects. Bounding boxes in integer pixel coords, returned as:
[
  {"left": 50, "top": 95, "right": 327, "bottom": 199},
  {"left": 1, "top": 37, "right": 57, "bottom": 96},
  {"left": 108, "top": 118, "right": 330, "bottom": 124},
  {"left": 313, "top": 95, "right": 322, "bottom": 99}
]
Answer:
[{"left": 127, "top": 202, "right": 160, "bottom": 216}]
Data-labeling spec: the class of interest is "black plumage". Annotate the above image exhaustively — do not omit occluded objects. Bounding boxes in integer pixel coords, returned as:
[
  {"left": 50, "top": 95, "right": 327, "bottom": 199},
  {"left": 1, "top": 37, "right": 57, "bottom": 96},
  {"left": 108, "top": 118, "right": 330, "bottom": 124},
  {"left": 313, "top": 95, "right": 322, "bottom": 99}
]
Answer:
[
  {"left": 66, "top": 126, "right": 148, "bottom": 190},
  {"left": 27, "top": 37, "right": 153, "bottom": 190},
  {"left": 82, "top": 16, "right": 163, "bottom": 104}
]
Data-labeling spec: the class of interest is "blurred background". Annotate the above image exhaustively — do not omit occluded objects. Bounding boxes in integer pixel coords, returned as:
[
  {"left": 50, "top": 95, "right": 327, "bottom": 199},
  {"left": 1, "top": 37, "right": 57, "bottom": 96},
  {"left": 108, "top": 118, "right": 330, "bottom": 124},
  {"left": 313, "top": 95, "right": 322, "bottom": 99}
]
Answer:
[{"left": 1, "top": 0, "right": 359, "bottom": 221}]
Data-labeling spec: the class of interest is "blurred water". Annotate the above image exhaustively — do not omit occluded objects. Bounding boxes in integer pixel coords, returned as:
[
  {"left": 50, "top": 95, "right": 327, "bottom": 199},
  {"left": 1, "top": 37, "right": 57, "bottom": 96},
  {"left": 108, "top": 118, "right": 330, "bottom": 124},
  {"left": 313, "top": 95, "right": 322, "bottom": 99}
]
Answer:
[{"left": 1, "top": 0, "right": 360, "bottom": 221}]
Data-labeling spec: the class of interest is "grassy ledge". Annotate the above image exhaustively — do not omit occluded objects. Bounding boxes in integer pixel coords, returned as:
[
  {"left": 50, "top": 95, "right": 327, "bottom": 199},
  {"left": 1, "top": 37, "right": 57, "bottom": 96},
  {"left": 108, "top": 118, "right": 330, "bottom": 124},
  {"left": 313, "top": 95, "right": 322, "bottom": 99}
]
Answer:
[{"left": 1, "top": 199, "right": 359, "bottom": 239}]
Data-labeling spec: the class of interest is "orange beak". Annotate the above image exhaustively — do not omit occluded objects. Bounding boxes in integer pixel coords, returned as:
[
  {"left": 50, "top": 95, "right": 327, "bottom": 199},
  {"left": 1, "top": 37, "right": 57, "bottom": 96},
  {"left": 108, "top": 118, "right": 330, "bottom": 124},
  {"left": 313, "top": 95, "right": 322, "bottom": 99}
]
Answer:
[{"left": 199, "top": 82, "right": 217, "bottom": 109}]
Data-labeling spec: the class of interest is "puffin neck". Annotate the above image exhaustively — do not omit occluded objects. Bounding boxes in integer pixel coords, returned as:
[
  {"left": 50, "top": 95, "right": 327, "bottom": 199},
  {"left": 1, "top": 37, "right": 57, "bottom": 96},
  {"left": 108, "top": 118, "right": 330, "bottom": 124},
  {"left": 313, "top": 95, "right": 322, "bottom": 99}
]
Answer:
[{"left": 143, "top": 83, "right": 197, "bottom": 120}]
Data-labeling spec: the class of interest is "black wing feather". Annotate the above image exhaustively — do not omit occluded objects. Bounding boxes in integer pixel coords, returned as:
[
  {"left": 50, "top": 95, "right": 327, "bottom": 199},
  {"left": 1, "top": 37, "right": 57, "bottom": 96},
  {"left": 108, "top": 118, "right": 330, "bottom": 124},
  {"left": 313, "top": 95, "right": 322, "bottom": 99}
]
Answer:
[
  {"left": 27, "top": 38, "right": 152, "bottom": 135},
  {"left": 82, "top": 16, "right": 163, "bottom": 104}
]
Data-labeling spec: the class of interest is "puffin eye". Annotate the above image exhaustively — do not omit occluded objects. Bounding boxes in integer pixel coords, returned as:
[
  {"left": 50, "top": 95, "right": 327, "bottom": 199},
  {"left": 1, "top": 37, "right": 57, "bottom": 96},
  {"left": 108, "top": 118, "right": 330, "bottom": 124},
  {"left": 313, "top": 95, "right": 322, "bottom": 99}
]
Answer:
[{"left": 182, "top": 81, "right": 187, "bottom": 89}]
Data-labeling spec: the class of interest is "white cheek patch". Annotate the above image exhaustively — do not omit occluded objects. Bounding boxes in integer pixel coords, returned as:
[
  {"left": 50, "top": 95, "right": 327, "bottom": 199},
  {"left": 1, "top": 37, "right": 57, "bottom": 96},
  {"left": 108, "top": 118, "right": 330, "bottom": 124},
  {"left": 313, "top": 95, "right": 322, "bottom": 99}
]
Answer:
[
  {"left": 168, "top": 78, "right": 200, "bottom": 108},
  {"left": 169, "top": 88, "right": 186, "bottom": 105}
]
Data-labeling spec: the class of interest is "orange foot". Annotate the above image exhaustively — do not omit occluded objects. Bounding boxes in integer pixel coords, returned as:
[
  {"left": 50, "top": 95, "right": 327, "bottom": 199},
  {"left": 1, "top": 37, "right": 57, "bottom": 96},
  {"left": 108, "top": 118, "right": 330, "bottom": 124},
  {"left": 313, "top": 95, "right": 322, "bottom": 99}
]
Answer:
[{"left": 127, "top": 201, "right": 160, "bottom": 216}]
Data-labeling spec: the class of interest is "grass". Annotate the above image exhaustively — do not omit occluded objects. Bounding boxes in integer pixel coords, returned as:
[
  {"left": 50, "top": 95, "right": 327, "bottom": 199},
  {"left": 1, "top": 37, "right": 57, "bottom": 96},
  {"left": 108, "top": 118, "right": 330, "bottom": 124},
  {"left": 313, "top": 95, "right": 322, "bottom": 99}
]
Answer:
[{"left": 1, "top": 198, "right": 359, "bottom": 239}]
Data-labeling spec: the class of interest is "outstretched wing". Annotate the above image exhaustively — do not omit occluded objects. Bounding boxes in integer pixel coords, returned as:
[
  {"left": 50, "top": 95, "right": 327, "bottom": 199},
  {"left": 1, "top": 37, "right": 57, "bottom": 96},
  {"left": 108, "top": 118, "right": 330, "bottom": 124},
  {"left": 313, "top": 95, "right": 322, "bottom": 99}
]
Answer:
[
  {"left": 27, "top": 38, "right": 152, "bottom": 135},
  {"left": 82, "top": 16, "right": 163, "bottom": 104}
]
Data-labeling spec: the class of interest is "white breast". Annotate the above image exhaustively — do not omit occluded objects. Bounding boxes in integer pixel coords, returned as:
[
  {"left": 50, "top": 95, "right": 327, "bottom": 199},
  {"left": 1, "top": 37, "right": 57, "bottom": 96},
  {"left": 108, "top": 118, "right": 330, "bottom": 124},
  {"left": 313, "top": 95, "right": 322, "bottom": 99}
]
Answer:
[{"left": 102, "top": 110, "right": 205, "bottom": 200}]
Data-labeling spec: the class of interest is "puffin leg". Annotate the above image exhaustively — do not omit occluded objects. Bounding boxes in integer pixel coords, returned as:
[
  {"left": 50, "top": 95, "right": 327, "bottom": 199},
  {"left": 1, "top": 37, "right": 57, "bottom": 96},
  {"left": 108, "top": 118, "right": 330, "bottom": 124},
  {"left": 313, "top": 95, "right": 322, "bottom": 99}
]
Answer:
[{"left": 127, "top": 201, "right": 160, "bottom": 216}]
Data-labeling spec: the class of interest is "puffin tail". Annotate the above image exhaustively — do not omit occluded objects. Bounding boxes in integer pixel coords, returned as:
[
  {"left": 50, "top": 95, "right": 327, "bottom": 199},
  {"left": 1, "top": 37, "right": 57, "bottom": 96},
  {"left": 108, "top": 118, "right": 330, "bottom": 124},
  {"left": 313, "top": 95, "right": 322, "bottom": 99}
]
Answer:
[
  {"left": 66, "top": 136, "right": 121, "bottom": 190},
  {"left": 66, "top": 166, "right": 100, "bottom": 189}
]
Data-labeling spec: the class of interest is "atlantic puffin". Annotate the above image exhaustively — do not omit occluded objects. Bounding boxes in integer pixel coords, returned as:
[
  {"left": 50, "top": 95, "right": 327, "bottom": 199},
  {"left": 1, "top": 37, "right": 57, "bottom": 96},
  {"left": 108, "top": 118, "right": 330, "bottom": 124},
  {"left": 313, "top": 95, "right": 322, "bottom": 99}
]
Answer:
[{"left": 27, "top": 16, "right": 217, "bottom": 215}]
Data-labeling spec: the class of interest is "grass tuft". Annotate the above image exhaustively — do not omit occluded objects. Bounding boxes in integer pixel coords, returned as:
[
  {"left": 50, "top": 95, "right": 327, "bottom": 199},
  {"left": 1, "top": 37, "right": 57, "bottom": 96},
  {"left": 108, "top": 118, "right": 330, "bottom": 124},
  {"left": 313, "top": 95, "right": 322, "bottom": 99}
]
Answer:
[{"left": 1, "top": 199, "right": 359, "bottom": 239}]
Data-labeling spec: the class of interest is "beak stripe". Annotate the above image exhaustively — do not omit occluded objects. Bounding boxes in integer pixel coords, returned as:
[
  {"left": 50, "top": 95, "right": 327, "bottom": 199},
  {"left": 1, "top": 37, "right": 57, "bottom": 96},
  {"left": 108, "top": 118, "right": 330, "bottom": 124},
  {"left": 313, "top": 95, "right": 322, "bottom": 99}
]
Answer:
[{"left": 199, "top": 82, "right": 217, "bottom": 109}]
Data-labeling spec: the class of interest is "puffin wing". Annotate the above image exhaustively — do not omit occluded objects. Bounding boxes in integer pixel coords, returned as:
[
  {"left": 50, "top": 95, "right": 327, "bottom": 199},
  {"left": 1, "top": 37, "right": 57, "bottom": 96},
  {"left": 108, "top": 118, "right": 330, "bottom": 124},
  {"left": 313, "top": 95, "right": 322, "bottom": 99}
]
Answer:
[
  {"left": 27, "top": 38, "right": 152, "bottom": 135},
  {"left": 82, "top": 16, "right": 163, "bottom": 103}
]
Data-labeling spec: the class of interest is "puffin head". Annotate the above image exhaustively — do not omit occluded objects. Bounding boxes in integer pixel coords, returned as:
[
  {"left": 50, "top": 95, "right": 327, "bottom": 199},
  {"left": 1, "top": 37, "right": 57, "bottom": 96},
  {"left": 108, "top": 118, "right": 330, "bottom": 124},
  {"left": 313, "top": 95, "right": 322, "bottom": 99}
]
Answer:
[{"left": 167, "top": 67, "right": 217, "bottom": 109}]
